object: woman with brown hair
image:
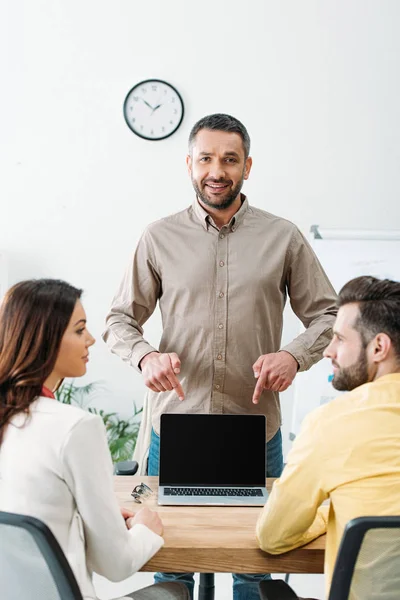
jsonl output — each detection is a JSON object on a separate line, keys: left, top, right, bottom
{"left": 0, "top": 279, "right": 188, "bottom": 600}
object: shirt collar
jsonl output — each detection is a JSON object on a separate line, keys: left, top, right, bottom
{"left": 192, "top": 195, "right": 249, "bottom": 232}
{"left": 374, "top": 373, "right": 400, "bottom": 384}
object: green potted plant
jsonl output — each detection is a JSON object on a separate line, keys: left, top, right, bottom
{"left": 55, "top": 381, "right": 142, "bottom": 463}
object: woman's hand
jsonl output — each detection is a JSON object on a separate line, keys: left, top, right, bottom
{"left": 121, "top": 507, "right": 135, "bottom": 528}
{"left": 126, "top": 506, "right": 164, "bottom": 536}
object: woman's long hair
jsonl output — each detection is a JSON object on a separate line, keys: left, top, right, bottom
{"left": 0, "top": 279, "right": 82, "bottom": 444}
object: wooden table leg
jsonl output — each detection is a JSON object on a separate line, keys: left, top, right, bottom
{"left": 198, "top": 573, "right": 215, "bottom": 600}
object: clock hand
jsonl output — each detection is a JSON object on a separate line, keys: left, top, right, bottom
{"left": 151, "top": 104, "right": 163, "bottom": 115}
{"left": 142, "top": 99, "right": 154, "bottom": 110}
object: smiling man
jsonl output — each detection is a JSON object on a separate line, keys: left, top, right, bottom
{"left": 187, "top": 127, "right": 252, "bottom": 216}
{"left": 256, "top": 276, "right": 400, "bottom": 598}
{"left": 104, "top": 114, "right": 337, "bottom": 600}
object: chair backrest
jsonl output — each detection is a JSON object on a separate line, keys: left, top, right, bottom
{"left": 0, "top": 511, "right": 83, "bottom": 600}
{"left": 329, "top": 516, "right": 400, "bottom": 600}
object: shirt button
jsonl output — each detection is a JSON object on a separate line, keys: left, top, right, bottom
{"left": 217, "top": 354, "right": 222, "bottom": 360}
{"left": 218, "top": 323, "right": 223, "bottom": 329}
{"left": 219, "top": 233, "right": 225, "bottom": 239}
{"left": 219, "top": 260, "right": 225, "bottom": 267}
{"left": 215, "top": 384, "right": 220, "bottom": 390}
{"left": 219, "top": 292, "right": 224, "bottom": 298}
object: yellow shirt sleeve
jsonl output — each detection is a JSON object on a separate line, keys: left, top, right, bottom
{"left": 256, "top": 409, "right": 329, "bottom": 554}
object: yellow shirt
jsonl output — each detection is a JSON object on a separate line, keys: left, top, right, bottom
{"left": 256, "top": 373, "right": 400, "bottom": 596}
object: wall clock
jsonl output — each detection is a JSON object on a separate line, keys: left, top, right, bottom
{"left": 123, "top": 79, "right": 184, "bottom": 141}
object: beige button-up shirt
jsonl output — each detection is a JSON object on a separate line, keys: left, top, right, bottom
{"left": 103, "top": 197, "right": 337, "bottom": 441}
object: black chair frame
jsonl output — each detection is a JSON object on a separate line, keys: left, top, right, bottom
{"left": 329, "top": 515, "right": 400, "bottom": 600}
{"left": 114, "top": 459, "right": 139, "bottom": 476}
{"left": 0, "top": 511, "right": 83, "bottom": 600}
{"left": 259, "top": 515, "right": 400, "bottom": 600}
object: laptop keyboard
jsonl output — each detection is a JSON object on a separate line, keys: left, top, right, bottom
{"left": 163, "top": 487, "right": 263, "bottom": 497}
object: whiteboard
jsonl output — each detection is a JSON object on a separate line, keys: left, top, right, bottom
{"left": 290, "top": 228, "right": 400, "bottom": 440}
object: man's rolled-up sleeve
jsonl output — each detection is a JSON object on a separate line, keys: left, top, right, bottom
{"left": 281, "top": 228, "right": 338, "bottom": 371}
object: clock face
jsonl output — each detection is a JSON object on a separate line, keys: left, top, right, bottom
{"left": 123, "top": 79, "right": 184, "bottom": 140}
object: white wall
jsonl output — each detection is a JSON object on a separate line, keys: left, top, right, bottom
{"left": 2, "top": 0, "right": 400, "bottom": 455}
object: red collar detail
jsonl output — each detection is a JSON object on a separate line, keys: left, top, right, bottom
{"left": 41, "top": 386, "right": 55, "bottom": 399}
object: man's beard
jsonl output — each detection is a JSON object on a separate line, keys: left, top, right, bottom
{"left": 332, "top": 347, "right": 370, "bottom": 391}
{"left": 192, "top": 175, "right": 244, "bottom": 211}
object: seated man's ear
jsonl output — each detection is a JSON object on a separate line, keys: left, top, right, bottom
{"left": 369, "top": 333, "right": 392, "bottom": 363}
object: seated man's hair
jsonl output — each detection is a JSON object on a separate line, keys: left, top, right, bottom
{"left": 188, "top": 113, "right": 251, "bottom": 158}
{"left": 338, "top": 276, "right": 400, "bottom": 357}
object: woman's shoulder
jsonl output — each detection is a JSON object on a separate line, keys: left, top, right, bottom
{"left": 33, "top": 396, "right": 101, "bottom": 432}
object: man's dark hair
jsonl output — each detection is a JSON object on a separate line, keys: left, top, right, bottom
{"left": 188, "top": 113, "right": 251, "bottom": 158}
{"left": 338, "top": 276, "right": 400, "bottom": 358}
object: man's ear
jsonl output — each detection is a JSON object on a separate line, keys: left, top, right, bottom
{"left": 186, "top": 154, "right": 192, "bottom": 175}
{"left": 244, "top": 156, "right": 253, "bottom": 180}
{"left": 369, "top": 333, "right": 392, "bottom": 364}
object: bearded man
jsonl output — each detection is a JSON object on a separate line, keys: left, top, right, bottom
{"left": 257, "top": 275, "right": 400, "bottom": 598}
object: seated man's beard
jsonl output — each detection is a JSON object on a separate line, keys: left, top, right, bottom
{"left": 192, "top": 178, "right": 244, "bottom": 211}
{"left": 332, "top": 348, "right": 369, "bottom": 391}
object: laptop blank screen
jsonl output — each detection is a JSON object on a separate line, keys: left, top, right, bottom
{"left": 159, "top": 414, "right": 266, "bottom": 486}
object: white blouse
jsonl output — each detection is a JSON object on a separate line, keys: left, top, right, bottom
{"left": 0, "top": 396, "right": 164, "bottom": 599}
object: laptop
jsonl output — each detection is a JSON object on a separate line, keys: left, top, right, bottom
{"left": 158, "top": 413, "right": 268, "bottom": 506}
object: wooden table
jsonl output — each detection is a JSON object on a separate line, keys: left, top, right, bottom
{"left": 115, "top": 477, "right": 325, "bottom": 598}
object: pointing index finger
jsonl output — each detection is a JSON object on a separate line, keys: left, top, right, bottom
{"left": 252, "top": 371, "right": 267, "bottom": 404}
{"left": 173, "top": 380, "right": 185, "bottom": 401}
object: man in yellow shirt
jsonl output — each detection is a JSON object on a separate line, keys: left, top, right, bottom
{"left": 256, "top": 275, "right": 400, "bottom": 596}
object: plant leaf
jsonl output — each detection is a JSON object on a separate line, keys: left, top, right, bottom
{"left": 55, "top": 380, "right": 141, "bottom": 462}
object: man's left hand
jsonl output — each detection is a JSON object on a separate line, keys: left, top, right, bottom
{"left": 252, "top": 351, "right": 298, "bottom": 404}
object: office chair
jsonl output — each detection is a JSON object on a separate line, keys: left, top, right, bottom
{"left": 259, "top": 516, "right": 400, "bottom": 600}
{"left": 115, "top": 459, "right": 139, "bottom": 475}
{"left": 1, "top": 510, "right": 189, "bottom": 600}
{"left": 0, "top": 510, "right": 83, "bottom": 600}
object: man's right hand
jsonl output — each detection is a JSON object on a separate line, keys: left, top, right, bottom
{"left": 140, "top": 352, "right": 184, "bottom": 401}
{"left": 126, "top": 507, "right": 164, "bottom": 537}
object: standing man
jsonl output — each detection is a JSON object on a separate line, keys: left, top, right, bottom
{"left": 103, "top": 114, "right": 337, "bottom": 600}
